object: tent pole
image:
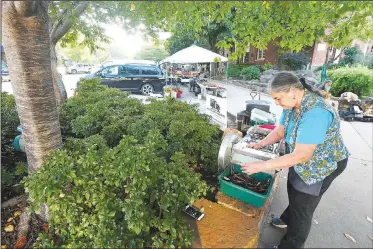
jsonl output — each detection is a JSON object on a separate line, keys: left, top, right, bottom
{"left": 209, "top": 63, "right": 212, "bottom": 79}
{"left": 226, "top": 62, "right": 228, "bottom": 82}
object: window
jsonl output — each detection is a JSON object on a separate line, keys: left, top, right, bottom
{"left": 140, "top": 66, "right": 159, "bottom": 75}
{"left": 256, "top": 49, "right": 265, "bottom": 60}
{"left": 126, "top": 65, "right": 140, "bottom": 75}
{"left": 102, "top": 65, "right": 119, "bottom": 76}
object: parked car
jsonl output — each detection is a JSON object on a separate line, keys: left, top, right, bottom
{"left": 1, "top": 60, "right": 10, "bottom": 82}
{"left": 78, "top": 64, "right": 166, "bottom": 94}
{"left": 65, "top": 63, "right": 94, "bottom": 74}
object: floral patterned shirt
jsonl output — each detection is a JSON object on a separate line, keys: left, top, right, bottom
{"left": 283, "top": 90, "right": 350, "bottom": 185}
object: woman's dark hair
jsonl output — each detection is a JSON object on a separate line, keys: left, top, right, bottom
{"left": 270, "top": 71, "right": 325, "bottom": 98}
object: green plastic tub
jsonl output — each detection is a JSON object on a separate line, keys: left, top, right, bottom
{"left": 218, "top": 164, "right": 274, "bottom": 208}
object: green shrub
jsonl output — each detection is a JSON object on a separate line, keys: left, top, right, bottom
{"left": 279, "top": 52, "right": 309, "bottom": 70}
{"left": 31, "top": 79, "right": 222, "bottom": 247}
{"left": 59, "top": 78, "right": 133, "bottom": 142}
{"left": 263, "top": 62, "right": 273, "bottom": 71}
{"left": 1, "top": 92, "right": 20, "bottom": 153}
{"left": 25, "top": 133, "right": 208, "bottom": 248}
{"left": 339, "top": 46, "right": 363, "bottom": 66}
{"left": 60, "top": 79, "right": 220, "bottom": 172}
{"left": 1, "top": 93, "right": 27, "bottom": 193}
{"left": 314, "top": 63, "right": 342, "bottom": 72}
{"left": 227, "top": 64, "right": 241, "bottom": 78}
{"left": 328, "top": 67, "right": 373, "bottom": 97}
{"left": 128, "top": 98, "right": 220, "bottom": 171}
{"left": 240, "top": 66, "right": 261, "bottom": 80}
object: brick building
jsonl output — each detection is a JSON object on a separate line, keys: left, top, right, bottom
{"left": 221, "top": 39, "right": 373, "bottom": 69}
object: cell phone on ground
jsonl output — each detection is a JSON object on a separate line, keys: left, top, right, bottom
{"left": 184, "top": 205, "right": 205, "bottom": 221}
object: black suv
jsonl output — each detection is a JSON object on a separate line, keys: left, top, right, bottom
{"left": 79, "top": 64, "right": 165, "bottom": 94}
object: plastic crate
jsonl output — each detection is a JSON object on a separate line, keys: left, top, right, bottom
{"left": 218, "top": 164, "right": 274, "bottom": 208}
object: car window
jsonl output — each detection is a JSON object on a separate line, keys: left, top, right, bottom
{"left": 2, "top": 61, "right": 7, "bottom": 68}
{"left": 119, "top": 65, "right": 129, "bottom": 75}
{"left": 101, "top": 65, "right": 119, "bottom": 76}
{"left": 126, "top": 65, "right": 140, "bottom": 75}
{"left": 140, "top": 66, "right": 159, "bottom": 75}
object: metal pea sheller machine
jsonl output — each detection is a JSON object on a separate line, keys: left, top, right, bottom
{"left": 217, "top": 127, "right": 283, "bottom": 207}
{"left": 218, "top": 127, "right": 279, "bottom": 172}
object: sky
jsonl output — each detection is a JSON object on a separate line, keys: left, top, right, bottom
{"left": 101, "top": 23, "right": 171, "bottom": 59}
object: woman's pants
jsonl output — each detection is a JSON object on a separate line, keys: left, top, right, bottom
{"left": 278, "top": 158, "right": 348, "bottom": 248}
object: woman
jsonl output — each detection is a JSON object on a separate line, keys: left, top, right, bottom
{"left": 242, "top": 72, "right": 349, "bottom": 249}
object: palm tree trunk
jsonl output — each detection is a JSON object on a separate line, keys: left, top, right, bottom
{"left": 2, "top": 1, "right": 63, "bottom": 173}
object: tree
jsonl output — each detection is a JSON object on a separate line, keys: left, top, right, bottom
{"left": 123, "top": 2, "right": 372, "bottom": 59}
{"left": 2, "top": 2, "right": 63, "bottom": 172}
{"left": 134, "top": 47, "right": 169, "bottom": 62}
{"left": 48, "top": 2, "right": 110, "bottom": 104}
{"left": 165, "top": 28, "right": 210, "bottom": 55}
{"left": 339, "top": 46, "right": 364, "bottom": 66}
{"left": 46, "top": 1, "right": 373, "bottom": 102}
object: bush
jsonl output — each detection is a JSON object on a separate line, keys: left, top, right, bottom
{"left": 59, "top": 79, "right": 135, "bottom": 142}
{"left": 1, "top": 93, "right": 28, "bottom": 195}
{"left": 25, "top": 133, "right": 208, "bottom": 248}
{"left": 262, "top": 62, "right": 273, "bottom": 71}
{"left": 227, "top": 64, "right": 241, "bottom": 78}
{"left": 128, "top": 98, "right": 220, "bottom": 171}
{"left": 59, "top": 79, "right": 220, "bottom": 171}
{"left": 240, "top": 66, "right": 261, "bottom": 80}
{"left": 328, "top": 67, "right": 373, "bottom": 97}
{"left": 1, "top": 92, "right": 20, "bottom": 153}
{"left": 279, "top": 52, "right": 309, "bottom": 70}
{"left": 26, "top": 78, "right": 222, "bottom": 247}
{"left": 339, "top": 46, "right": 363, "bottom": 66}
{"left": 314, "top": 63, "right": 342, "bottom": 72}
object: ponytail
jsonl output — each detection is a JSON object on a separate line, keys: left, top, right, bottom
{"left": 299, "top": 77, "right": 326, "bottom": 98}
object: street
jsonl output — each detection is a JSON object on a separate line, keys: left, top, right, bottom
{"left": 1, "top": 72, "right": 83, "bottom": 98}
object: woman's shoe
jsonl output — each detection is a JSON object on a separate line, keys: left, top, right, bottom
{"left": 271, "top": 217, "right": 287, "bottom": 229}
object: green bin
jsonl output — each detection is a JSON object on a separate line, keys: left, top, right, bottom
{"left": 218, "top": 164, "right": 274, "bottom": 208}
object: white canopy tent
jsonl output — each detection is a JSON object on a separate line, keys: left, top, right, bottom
{"left": 160, "top": 45, "right": 229, "bottom": 81}
{"left": 160, "top": 45, "right": 228, "bottom": 64}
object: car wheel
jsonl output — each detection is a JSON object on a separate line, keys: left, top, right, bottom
{"left": 71, "top": 69, "right": 77, "bottom": 74}
{"left": 141, "top": 83, "right": 154, "bottom": 95}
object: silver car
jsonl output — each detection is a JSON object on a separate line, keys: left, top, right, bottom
{"left": 65, "top": 63, "right": 94, "bottom": 74}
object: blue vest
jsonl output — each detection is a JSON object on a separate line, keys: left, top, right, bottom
{"left": 283, "top": 90, "right": 350, "bottom": 185}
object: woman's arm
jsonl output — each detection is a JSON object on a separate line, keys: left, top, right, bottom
{"left": 242, "top": 143, "right": 317, "bottom": 174}
{"left": 242, "top": 107, "right": 333, "bottom": 174}
{"left": 249, "top": 125, "right": 285, "bottom": 149}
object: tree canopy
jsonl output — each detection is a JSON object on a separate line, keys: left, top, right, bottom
{"left": 134, "top": 47, "right": 169, "bottom": 62}
{"left": 119, "top": 1, "right": 373, "bottom": 60}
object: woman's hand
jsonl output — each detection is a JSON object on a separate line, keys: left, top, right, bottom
{"left": 247, "top": 142, "right": 263, "bottom": 150}
{"left": 241, "top": 162, "right": 264, "bottom": 175}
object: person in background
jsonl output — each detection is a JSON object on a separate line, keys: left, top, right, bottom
{"left": 241, "top": 72, "right": 349, "bottom": 249}
{"left": 316, "top": 79, "right": 333, "bottom": 92}
{"left": 189, "top": 74, "right": 197, "bottom": 92}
